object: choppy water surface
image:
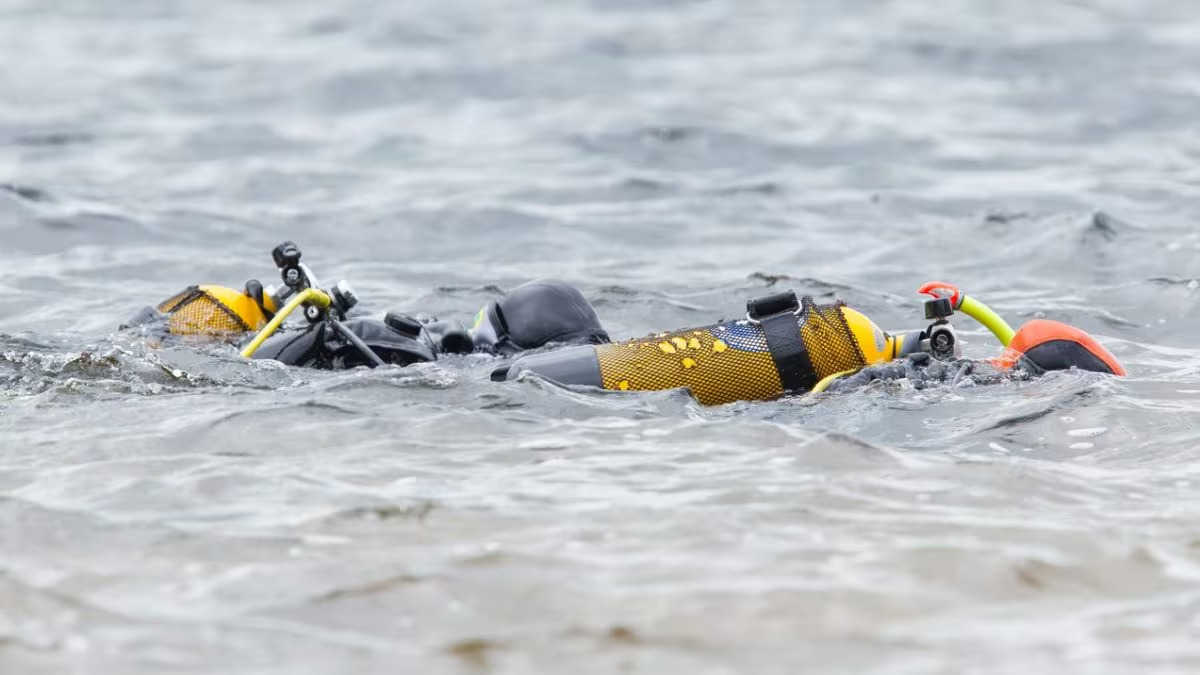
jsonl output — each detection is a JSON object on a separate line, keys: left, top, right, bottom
{"left": 3, "top": 0, "right": 1200, "bottom": 672}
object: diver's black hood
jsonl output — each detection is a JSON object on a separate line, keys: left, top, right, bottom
{"left": 475, "top": 279, "right": 610, "bottom": 354}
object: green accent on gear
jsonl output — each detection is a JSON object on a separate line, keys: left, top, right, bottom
{"left": 959, "top": 296, "right": 1016, "bottom": 347}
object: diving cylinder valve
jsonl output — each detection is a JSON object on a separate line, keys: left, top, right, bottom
{"left": 924, "top": 296, "right": 961, "bottom": 360}
{"left": 330, "top": 280, "right": 358, "bottom": 315}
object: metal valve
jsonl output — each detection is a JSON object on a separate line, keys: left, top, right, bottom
{"left": 927, "top": 323, "right": 958, "bottom": 359}
{"left": 331, "top": 280, "right": 359, "bottom": 315}
{"left": 920, "top": 292, "right": 961, "bottom": 360}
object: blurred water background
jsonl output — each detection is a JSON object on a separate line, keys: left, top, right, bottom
{"left": 2, "top": 0, "right": 1200, "bottom": 673}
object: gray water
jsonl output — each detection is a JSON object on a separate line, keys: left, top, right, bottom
{"left": 3, "top": 0, "right": 1200, "bottom": 673}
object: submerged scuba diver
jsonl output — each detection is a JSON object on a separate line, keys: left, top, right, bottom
{"left": 496, "top": 282, "right": 1126, "bottom": 403}
{"left": 123, "top": 241, "right": 610, "bottom": 367}
{"left": 128, "top": 242, "right": 1125, "bottom": 405}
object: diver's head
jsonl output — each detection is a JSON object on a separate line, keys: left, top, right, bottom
{"left": 993, "top": 319, "right": 1126, "bottom": 376}
{"left": 472, "top": 279, "right": 609, "bottom": 355}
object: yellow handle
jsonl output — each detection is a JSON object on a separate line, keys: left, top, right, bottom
{"left": 812, "top": 368, "right": 861, "bottom": 393}
{"left": 240, "top": 288, "right": 331, "bottom": 358}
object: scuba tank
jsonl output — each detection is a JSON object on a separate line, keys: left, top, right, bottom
{"left": 143, "top": 284, "right": 276, "bottom": 337}
{"left": 495, "top": 290, "right": 912, "bottom": 405}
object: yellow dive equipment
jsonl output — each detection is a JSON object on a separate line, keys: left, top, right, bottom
{"left": 239, "top": 287, "right": 329, "bottom": 358}
{"left": 235, "top": 241, "right": 378, "bottom": 365}
{"left": 590, "top": 295, "right": 899, "bottom": 404}
{"left": 500, "top": 290, "right": 902, "bottom": 405}
{"left": 917, "top": 281, "right": 1015, "bottom": 346}
{"left": 156, "top": 284, "right": 276, "bottom": 336}
{"left": 151, "top": 240, "right": 375, "bottom": 364}
{"left": 501, "top": 283, "right": 1021, "bottom": 404}
{"left": 812, "top": 281, "right": 1017, "bottom": 392}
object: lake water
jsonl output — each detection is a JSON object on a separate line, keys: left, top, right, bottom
{"left": 3, "top": 0, "right": 1200, "bottom": 673}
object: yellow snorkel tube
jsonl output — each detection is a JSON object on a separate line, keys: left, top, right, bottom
{"left": 917, "top": 281, "right": 1015, "bottom": 347}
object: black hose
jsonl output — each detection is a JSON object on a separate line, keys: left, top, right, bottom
{"left": 329, "top": 318, "right": 387, "bottom": 367}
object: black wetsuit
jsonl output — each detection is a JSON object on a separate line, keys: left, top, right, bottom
{"left": 247, "top": 279, "right": 610, "bottom": 368}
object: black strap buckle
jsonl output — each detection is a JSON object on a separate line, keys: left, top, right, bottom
{"left": 746, "top": 290, "right": 818, "bottom": 393}
{"left": 746, "top": 291, "right": 801, "bottom": 324}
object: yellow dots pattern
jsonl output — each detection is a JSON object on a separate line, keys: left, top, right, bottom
{"left": 596, "top": 324, "right": 783, "bottom": 405}
{"left": 594, "top": 303, "right": 868, "bottom": 406}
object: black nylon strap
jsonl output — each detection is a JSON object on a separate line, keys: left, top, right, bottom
{"left": 244, "top": 279, "right": 275, "bottom": 320}
{"left": 748, "top": 291, "right": 818, "bottom": 393}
